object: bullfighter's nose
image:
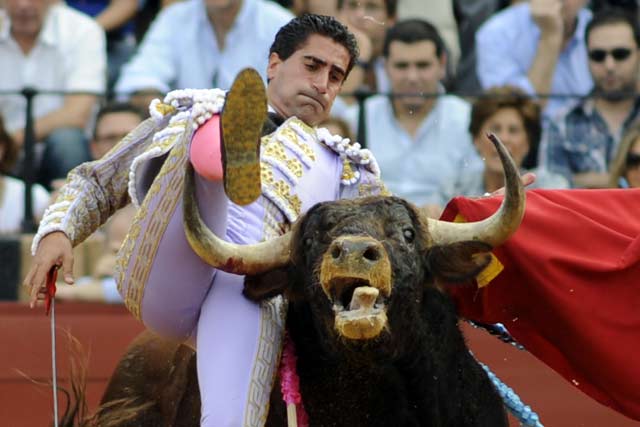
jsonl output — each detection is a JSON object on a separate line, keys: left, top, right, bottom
{"left": 329, "top": 237, "right": 384, "bottom": 265}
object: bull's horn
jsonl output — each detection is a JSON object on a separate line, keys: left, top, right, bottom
{"left": 427, "top": 133, "right": 525, "bottom": 247}
{"left": 183, "top": 162, "right": 292, "bottom": 275}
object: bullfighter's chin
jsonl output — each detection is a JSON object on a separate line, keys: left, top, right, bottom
{"left": 333, "top": 286, "right": 388, "bottom": 340}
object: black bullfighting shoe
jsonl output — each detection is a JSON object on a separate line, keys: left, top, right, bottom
{"left": 220, "top": 67, "right": 267, "bottom": 206}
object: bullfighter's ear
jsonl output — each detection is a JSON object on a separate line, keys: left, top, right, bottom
{"left": 243, "top": 268, "right": 291, "bottom": 302}
{"left": 426, "top": 241, "right": 493, "bottom": 283}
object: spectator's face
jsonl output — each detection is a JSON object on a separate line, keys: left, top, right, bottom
{"left": 385, "top": 40, "right": 445, "bottom": 112}
{"left": 267, "top": 34, "right": 349, "bottom": 126}
{"left": 5, "top": 0, "right": 50, "bottom": 39}
{"left": 91, "top": 111, "right": 143, "bottom": 160}
{"left": 339, "top": 0, "right": 393, "bottom": 56}
{"left": 588, "top": 23, "right": 640, "bottom": 101}
{"left": 624, "top": 137, "right": 640, "bottom": 188}
{"left": 473, "top": 107, "right": 530, "bottom": 174}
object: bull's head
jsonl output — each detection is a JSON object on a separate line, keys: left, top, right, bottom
{"left": 183, "top": 134, "right": 525, "bottom": 342}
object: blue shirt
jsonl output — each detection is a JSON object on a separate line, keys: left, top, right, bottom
{"left": 344, "top": 92, "right": 482, "bottom": 206}
{"left": 114, "top": 0, "right": 293, "bottom": 95}
{"left": 539, "top": 96, "right": 640, "bottom": 184}
{"left": 476, "top": 3, "right": 593, "bottom": 119}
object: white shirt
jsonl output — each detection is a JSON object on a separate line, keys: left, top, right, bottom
{"left": 0, "top": 176, "right": 50, "bottom": 234}
{"left": 0, "top": 4, "right": 106, "bottom": 133}
{"left": 345, "top": 93, "right": 482, "bottom": 206}
{"left": 114, "top": 0, "right": 293, "bottom": 95}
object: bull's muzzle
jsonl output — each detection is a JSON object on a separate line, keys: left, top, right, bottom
{"left": 320, "top": 236, "right": 392, "bottom": 340}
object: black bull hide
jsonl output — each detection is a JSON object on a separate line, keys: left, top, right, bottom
{"left": 67, "top": 196, "right": 509, "bottom": 427}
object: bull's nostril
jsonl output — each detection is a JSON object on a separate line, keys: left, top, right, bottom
{"left": 331, "top": 245, "right": 342, "bottom": 259}
{"left": 363, "top": 247, "right": 380, "bottom": 262}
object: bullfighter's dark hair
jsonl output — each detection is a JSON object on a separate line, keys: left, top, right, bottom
{"left": 269, "top": 14, "right": 359, "bottom": 77}
{"left": 93, "top": 102, "right": 145, "bottom": 139}
{"left": 0, "top": 114, "right": 18, "bottom": 174}
{"left": 336, "top": 0, "right": 398, "bottom": 18}
{"left": 585, "top": 7, "right": 640, "bottom": 48}
{"left": 382, "top": 18, "right": 445, "bottom": 58}
{"left": 469, "top": 85, "right": 542, "bottom": 170}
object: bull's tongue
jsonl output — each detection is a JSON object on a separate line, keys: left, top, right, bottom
{"left": 348, "top": 287, "right": 379, "bottom": 311}
{"left": 335, "top": 286, "right": 387, "bottom": 340}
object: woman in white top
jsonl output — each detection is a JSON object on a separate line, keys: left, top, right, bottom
{"left": 0, "top": 116, "right": 50, "bottom": 234}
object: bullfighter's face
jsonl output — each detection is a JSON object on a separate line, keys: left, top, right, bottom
{"left": 291, "top": 198, "right": 429, "bottom": 348}
{"left": 385, "top": 40, "right": 446, "bottom": 116}
{"left": 266, "top": 34, "right": 349, "bottom": 126}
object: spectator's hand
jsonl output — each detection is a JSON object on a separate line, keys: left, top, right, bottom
{"left": 490, "top": 172, "right": 536, "bottom": 196}
{"left": 530, "top": 0, "right": 563, "bottom": 37}
{"left": 23, "top": 231, "right": 75, "bottom": 308}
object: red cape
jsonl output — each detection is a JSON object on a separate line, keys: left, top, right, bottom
{"left": 442, "top": 189, "right": 640, "bottom": 422}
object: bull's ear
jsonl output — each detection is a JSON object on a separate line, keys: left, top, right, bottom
{"left": 426, "top": 241, "right": 493, "bottom": 283}
{"left": 243, "top": 268, "right": 291, "bottom": 302}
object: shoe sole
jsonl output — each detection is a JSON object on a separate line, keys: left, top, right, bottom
{"left": 221, "top": 68, "right": 267, "bottom": 206}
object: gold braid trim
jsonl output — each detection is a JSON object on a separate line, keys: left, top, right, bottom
{"left": 117, "top": 120, "right": 191, "bottom": 318}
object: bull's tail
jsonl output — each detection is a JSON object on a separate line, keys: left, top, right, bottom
{"left": 59, "top": 332, "right": 156, "bottom": 427}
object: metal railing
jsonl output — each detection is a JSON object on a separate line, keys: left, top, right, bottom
{"left": 2, "top": 87, "right": 592, "bottom": 233}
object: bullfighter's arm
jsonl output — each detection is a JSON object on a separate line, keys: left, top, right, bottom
{"left": 32, "top": 117, "right": 161, "bottom": 253}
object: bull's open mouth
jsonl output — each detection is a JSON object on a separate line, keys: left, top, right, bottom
{"left": 328, "top": 278, "right": 388, "bottom": 340}
{"left": 329, "top": 277, "right": 387, "bottom": 311}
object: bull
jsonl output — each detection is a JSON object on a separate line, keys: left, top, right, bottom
{"left": 65, "top": 134, "right": 524, "bottom": 426}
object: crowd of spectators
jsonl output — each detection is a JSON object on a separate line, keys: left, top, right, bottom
{"left": 2, "top": 0, "right": 640, "bottom": 301}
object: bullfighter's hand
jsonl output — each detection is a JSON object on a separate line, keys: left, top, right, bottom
{"left": 23, "top": 231, "right": 75, "bottom": 308}
{"left": 490, "top": 172, "right": 536, "bottom": 196}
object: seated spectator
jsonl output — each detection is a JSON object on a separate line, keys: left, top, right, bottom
{"left": 344, "top": 19, "right": 481, "bottom": 218}
{"left": 0, "top": 0, "right": 106, "bottom": 189}
{"left": 476, "top": 0, "right": 593, "bottom": 119}
{"left": 336, "top": 0, "right": 397, "bottom": 96}
{"left": 439, "top": 86, "right": 569, "bottom": 205}
{"left": 539, "top": 7, "right": 640, "bottom": 188}
{"left": 66, "top": 0, "right": 141, "bottom": 90}
{"left": 0, "top": 115, "right": 50, "bottom": 234}
{"left": 114, "top": 0, "right": 293, "bottom": 109}
{"left": 90, "top": 102, "right": 145, "bottom": 160}
{"left": 609, "top": 122, "right": 640, "bottom": 188}
{"left": 48, "top": 102, "right": 145, "bottom": 193}
{"left": 55, "top": 205, "right": 135, "bottom": 303}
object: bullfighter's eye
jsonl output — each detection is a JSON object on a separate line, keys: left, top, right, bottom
{"left": 403, "top": 228, "right": 415, "bottom": 243}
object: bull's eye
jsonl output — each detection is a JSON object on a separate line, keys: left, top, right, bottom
{"left": 304, "top": 237, "right": 313, "bottom": 248}
{"left": 403, "top": 228, "right": 415, "bottom": 243}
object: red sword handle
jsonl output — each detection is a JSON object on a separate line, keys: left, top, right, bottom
{"left": 45, "top": 266, "right": 58, "bottom": 316}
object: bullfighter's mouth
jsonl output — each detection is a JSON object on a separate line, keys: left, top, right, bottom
{"left": 329, "top": 277, "right": 388, "bottom": 340}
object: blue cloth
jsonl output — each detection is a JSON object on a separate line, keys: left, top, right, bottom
{"left": 344, "top": 91, "right": 483, "bottom": 206}
{"left": 114, "top": 0, "right": 293, "bottom": 96}
{"left": 475, "top": 3, "right": 593, "bottom": 119}
{"left": 539, "top": 96, "right": 640, "bottom": 184}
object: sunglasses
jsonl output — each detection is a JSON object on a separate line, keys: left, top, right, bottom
{"left": 626, "top": 152, "right": 640, "bottom": 168}
{"left": 588, "top": 48, "right": 633, "bottom": 63}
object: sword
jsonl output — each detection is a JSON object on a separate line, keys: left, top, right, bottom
{"left": 45, "top": 266, "right": 59, "bottom": 427}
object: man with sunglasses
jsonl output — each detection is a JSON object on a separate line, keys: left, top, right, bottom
{"left": 540, "top": 7, "right": 640, "bottom": 188}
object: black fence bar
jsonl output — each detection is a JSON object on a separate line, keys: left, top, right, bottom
{"left": 20, "top": 88, "right": 37, "bottom": 234}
